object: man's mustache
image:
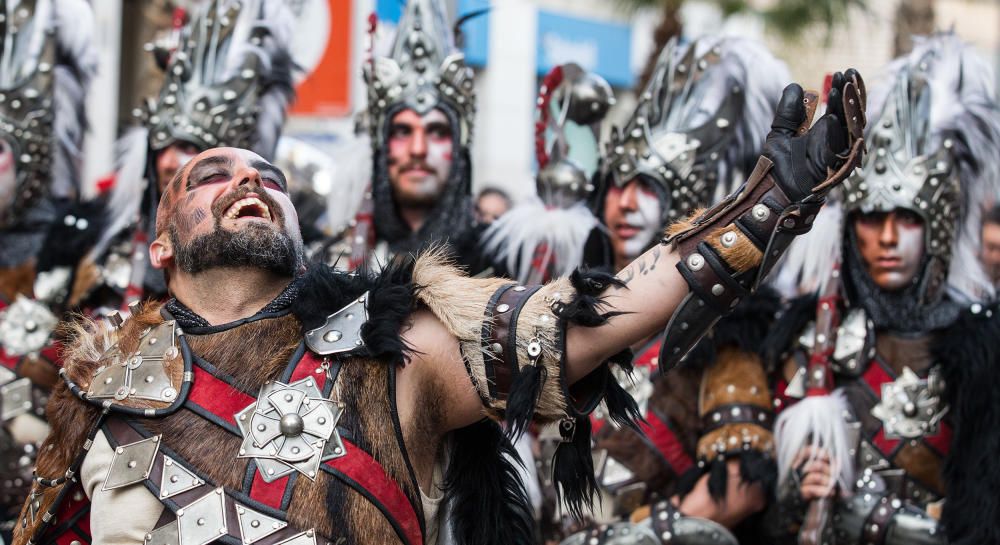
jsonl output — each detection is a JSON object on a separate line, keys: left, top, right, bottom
{"left": 391, "top": 159, "right": 437, "bottom": 174}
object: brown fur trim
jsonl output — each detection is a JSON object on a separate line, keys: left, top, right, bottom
{"left": 698, "top": 347, "right": 771, "bottom": 414}
{"left": 696, "top": 425, "right": 774, "bottom": 462}
{"left": 696, "top": 347, "right": 774, "bottom": 461}
{"left": 664, "top": 209, "right": 763, "bottom": 273}
{"left": 705, "top": 226, "right": 763, "bottom": 273}
{"left": 664, "top": 208, "right": 706, "bottom": 240}
{"left": 0, "top": 261, "right": 37, "bottom": 301}
{"left": 411, "top": 249, "right": 572, "bottom": 423}
{"left": 58, "top": 301, "right": 182, "bottom": 411}
{"left": 67, "top": 258, "right": 102, "bottom": 308}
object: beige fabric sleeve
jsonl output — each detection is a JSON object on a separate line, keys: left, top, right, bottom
{"left": 80, "top": 429, "right": 164, "bottom": 544}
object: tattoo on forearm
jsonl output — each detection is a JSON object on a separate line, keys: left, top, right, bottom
{"left": 615, "top": 246, "right": 663, "bottom": 287}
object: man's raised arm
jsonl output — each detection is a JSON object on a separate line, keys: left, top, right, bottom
{"left": 406, "top": 71, "right": 866, "bottom": 517}
{"left": 566, "top": 72, "right": 866, "bottom": 378}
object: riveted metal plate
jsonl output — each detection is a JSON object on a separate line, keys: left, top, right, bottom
{"left": 275, "top": 530, "right": 318, "bottom": 545}
{"left": 103, "top": 435, "right": 161, "bottom": 491}
{"left": 0, "top": 377, "right": 33, "bottom": 421}
{"left": 235, "top": 503, "right": 288, "bottom": 544}
{"left": 236, "top": 378, "right": 346, "bottom": 483}
{"left": 144, "top": 521, "right": 180, "bottom": 545}
{"left": 0, "top": 295, "right": 58, "bottom": 356}
{"left": 176, "top": 488, "right": 228, "bottom": 545}
{"left": 89, "top": 321, "right": 181, "bottom": 403}
{"left": 304, "top": 293, "right": 368, "bottom": 355}
{"left": 160, "top": 455, "right": 205, "bottom": 499}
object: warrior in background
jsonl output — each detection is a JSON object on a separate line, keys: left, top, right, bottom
{"left": 556, "top": 36, "right": 792, "bottom": 545}
{"left": 81, "top": 0, "right": 295, "bottom": 314}
{"left": 321, "top": 0, "right": 486, "bottom": 272}
{"left": 766, "top": 34, "right": 1000, "bottom": 545}
{"left": 0, "top": 0, "right": 97, "bottom": 538}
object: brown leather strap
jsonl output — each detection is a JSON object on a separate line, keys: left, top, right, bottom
{"left": 649, "top": 500, "right": 680, "bottom": 542}
{"left": 701, "top": 403, "right": 774, "bottom": 434}
{"left": 481, "top": 284, "right": 542, "bottom": 401}
{"left": 862, "top": 494, "right": 898, "bottom": 545}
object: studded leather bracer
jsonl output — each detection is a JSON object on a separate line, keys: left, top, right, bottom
{"left": 412, "top": 253, "right": 619, "bottom": 424}
{"left": 658, "top": 144, "right": 864, "bottom": 372}
{"left": 695, "top": 347, "right": 774, "bottom": 473}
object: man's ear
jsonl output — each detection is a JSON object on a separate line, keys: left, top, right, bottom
{"left": 149, "top": 235, "right": 174, "bottom": 270}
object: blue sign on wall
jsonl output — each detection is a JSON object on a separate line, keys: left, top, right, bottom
{"left": 375, "top": 0, "right": 403, "bottom": 23}
{"left": 457, "top": 0, "right": 489, "bottom": 67}
{"left": 536, "top": 10, "right": 633, "bottom": 88}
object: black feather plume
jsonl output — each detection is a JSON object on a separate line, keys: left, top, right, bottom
{"left": 505, "top": 364, "right": 546, "bottom": 440}
{"left": 552, "top": 416, "right": 597, "bottom": 520}
{"left": 444, "top": 419, "right": 535, "bottom": 545}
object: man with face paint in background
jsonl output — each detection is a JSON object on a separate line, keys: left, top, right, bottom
{"left": 765, "top": 34, "right": 1000, "bottom": 545}
{"left": 79, "top": 0, "right": 295, "bottom": 315}
{"left": 321, "top": 0, "right": 487, "bottom": 272}
{"left": 11, "top": 49, "right": 867, "bottom": 545}
{"left": 0, "top": 1, "right": 97, "bottom": 539}
{"left": 552, "top": 37, "right": 793, "bottom": 545}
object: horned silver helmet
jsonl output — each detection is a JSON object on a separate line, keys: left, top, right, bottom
{"left": 600, "top": 36, "right": 788, "bottom": 223}
{"left": 777, "top": 34, "right": 1000, "bottom": 316}
{"left": 364, "top": 0, "right": 476, "bottom": 148}
{"left": 0, "top": 0, "right": 96, "bottom": 230}
{"left": 140, "top": 0, "right": 295, "bottom": 155}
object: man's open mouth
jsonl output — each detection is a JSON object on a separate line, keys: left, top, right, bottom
{"left": 223, "top": 196, "right": 272, "bottom": 222}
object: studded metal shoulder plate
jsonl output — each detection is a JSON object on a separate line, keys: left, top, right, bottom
{"left": 82, "top": 320, "right": 186, "bottom": 413}
{"left": 797, "top": 308, "right": 872, "bottom": 378}
{"left": 303, "top": 293, "right": 368, "bottom": 356}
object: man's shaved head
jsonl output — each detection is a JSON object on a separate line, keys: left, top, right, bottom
{"left": 151, "top": 147, "right": 303, "bottom": 279}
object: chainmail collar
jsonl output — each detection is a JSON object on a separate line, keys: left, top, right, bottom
{"left": 165, "top": 275, "right": 302, "bottom": 331}
{"left": 843, "top": 233, "right": 960, "bottom": 333}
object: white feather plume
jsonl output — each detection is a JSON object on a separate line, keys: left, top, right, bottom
{"left": 480, "top": 199, "right": 600, "bottom": 284}
{"left": 88, "top": 127, "right": 149, "bottom": 261}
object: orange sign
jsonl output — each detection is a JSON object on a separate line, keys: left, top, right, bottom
{"left": 291, "top": 0, "right": 353, "bottom": 116}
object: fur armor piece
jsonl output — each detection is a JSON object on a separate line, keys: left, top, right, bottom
{"left": 15, "top": 252, "right": 540, "bottom": 545}
{"left": 412, "top": 250, "right": 641, "bottom": 518}
{"left": 934, "top": 302, "right": 1000, "bottom": 544}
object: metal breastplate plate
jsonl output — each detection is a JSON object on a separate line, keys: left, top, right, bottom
{"left": 45, "top": 298, "right": 425, "bottom": 545}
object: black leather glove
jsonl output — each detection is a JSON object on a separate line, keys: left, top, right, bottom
{"left": 765, "top": 69, "right": 865, "bottom": 202}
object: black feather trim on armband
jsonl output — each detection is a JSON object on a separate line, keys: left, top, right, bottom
{"left": 444, "top": 419, "right": 535, "bottom": 545}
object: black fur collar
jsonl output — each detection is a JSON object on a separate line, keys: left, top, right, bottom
{"left": 290, "top": 259, "right": 417, "bottom": 367}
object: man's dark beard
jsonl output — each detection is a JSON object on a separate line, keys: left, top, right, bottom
{"left": 170, "top": 222, "right": 301, "bottom": 277}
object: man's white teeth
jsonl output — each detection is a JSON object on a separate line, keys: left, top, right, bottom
{"left": 224, "top": 197, "right": 271, "bottom": 220}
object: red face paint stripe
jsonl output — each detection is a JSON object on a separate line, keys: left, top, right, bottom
{"left": 188, "top": 365, "right": 255, "bottom": 427}
{"left": 640, "top": 411, "right": 694, "bottom": 475}
{"left": 325, "top": 440, "right": 423, "bottom": 545}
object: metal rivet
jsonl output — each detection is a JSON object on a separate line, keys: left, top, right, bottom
{"left": 323, "top": 330, "right": 343, "bottom": 343}
{"left": 496, "top": 303, "right": 510, "bottom": 313}
{"left": 720, "top": 231, "right": 738, "bottom": 248}
{"left": 711, "top": 284, "right": 724, "bottom": 296}
{"left": 687, "top": 253, "right": 705, "bottom": 271}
